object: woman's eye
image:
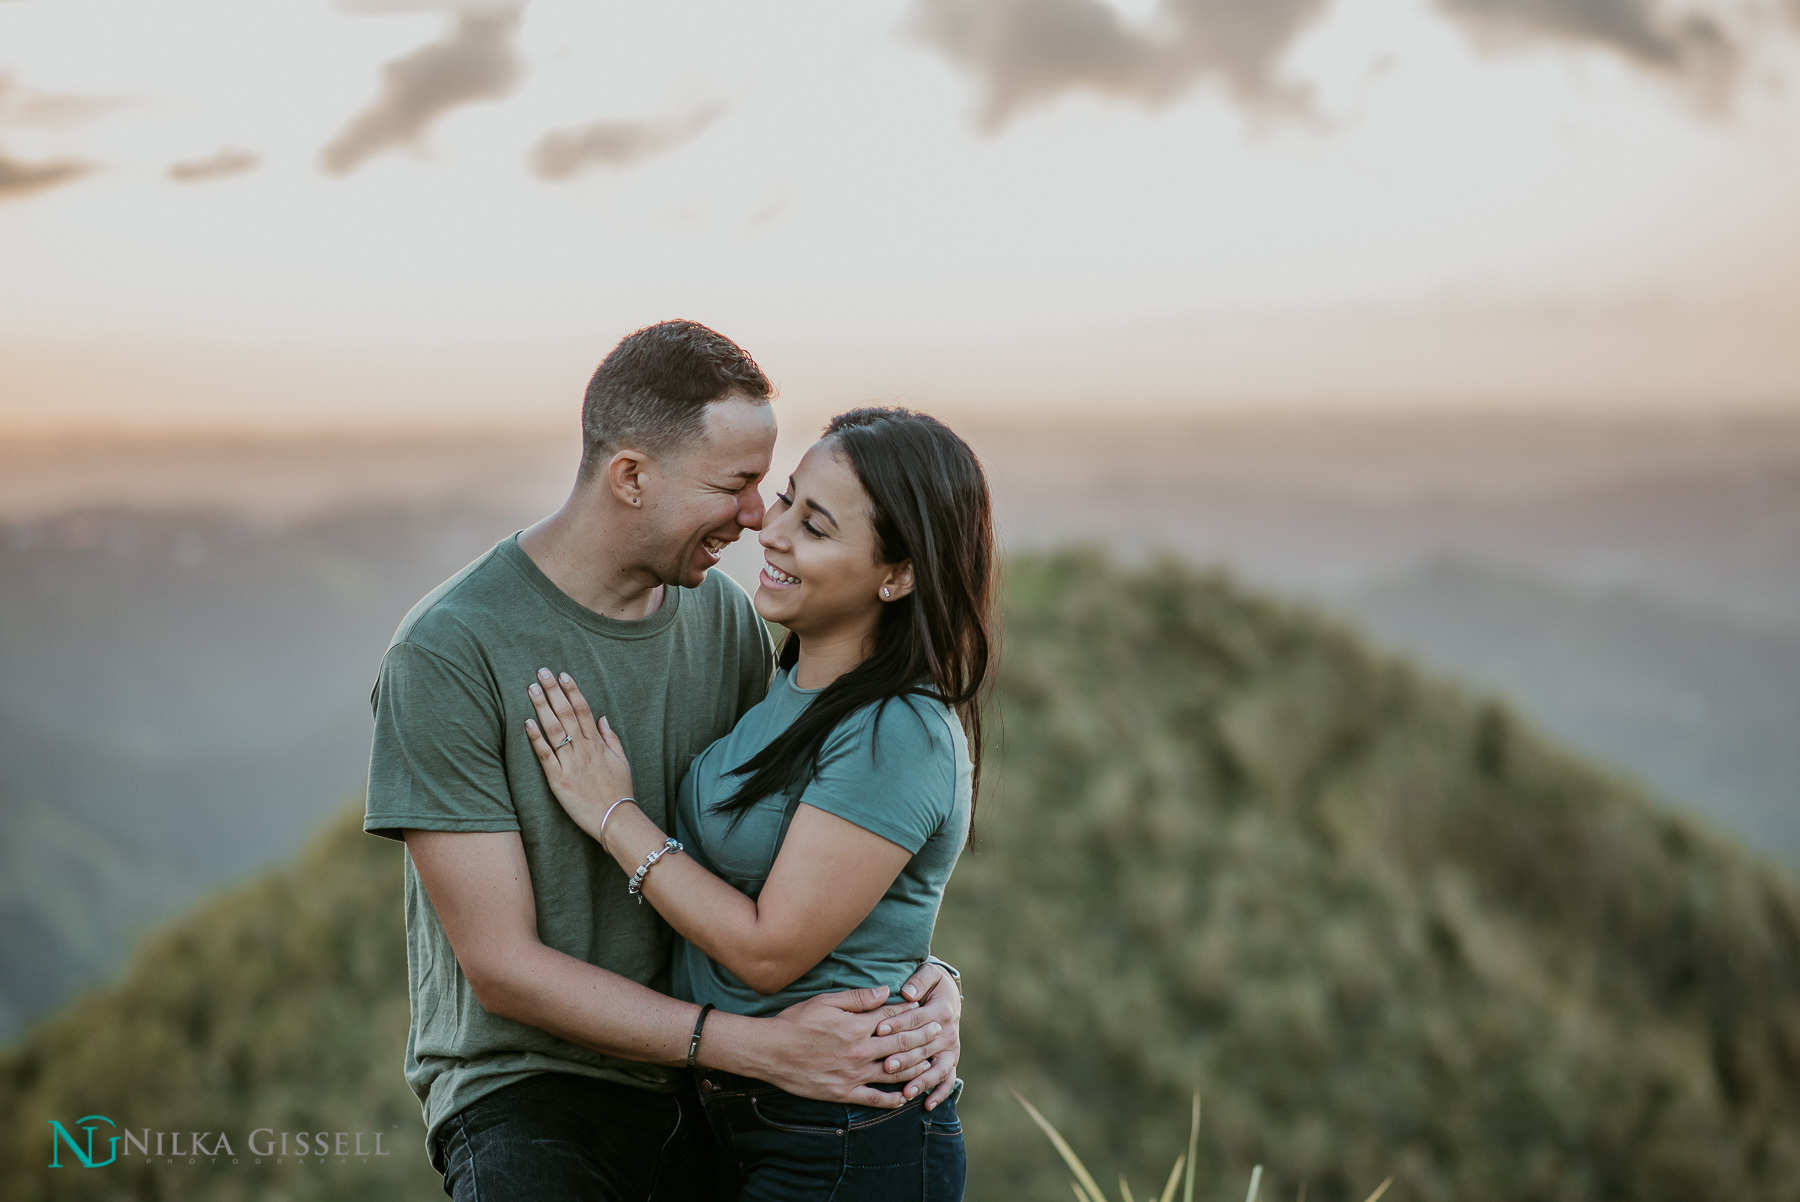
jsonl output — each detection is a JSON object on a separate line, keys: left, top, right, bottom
{"left": 774, "top": 491, "right": 793, "bottom": 508}
{"left": 802, "top": 520, "right": 824, "bottom": 538}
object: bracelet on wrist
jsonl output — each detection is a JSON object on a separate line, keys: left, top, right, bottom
{"left": 627, "top": 837, "right": 681, "bottom": 903}
{"left": 599, "top": 796, "right": 635, "bottom": 839}
{"left": 687, "top": 1002, "right": 715, "bottom": 1070}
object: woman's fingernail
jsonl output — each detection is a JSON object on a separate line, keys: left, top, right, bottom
{"left": 538, "top": 668, "right": 551, "bottom": 678}
{"left": 530, "top": 684, "right": 542, "bottom": 696}
{"left": 878, "top": 1023, "right": 891, "bottom": 1036}
{"left": 560, "top": 673, "right": 573, "bottom": 684}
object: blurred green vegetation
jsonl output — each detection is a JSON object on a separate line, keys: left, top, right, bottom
{"left": 4, "top": 551, "right": 1799, "bottom": 1202}
{"left": 0, "top": 798, "right": 423, "bottom": 1201}
{"left": 944, "top": 553, "right": 1800, "bottom": 1201}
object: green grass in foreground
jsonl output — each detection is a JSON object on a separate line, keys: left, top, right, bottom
{"left": 1015, "top": 1088, "right": 1392, "bottom": 1202}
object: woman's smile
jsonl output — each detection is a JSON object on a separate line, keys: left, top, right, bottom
{"left": 761, "top": 560, "right": 801, "bottom": 588}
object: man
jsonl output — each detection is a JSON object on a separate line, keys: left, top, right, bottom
{"left": 364, "top": 320, "right": 962, "bottom": 1202}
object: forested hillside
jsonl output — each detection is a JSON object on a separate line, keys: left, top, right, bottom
{"left": 941, "top": 554, "right": 1800, "bottom": 1201}
{"left": 0, "top": 504, "right": 519, "bottom": 1038}
{"left": 4, "top": 553, "right": 1798, "bottom": 1202}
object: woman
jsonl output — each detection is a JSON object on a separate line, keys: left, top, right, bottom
{"left": 521, "top": 406, "right": 994, "bottom": 1201}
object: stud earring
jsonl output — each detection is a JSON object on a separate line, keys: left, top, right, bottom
{"left": 882, "top": 587, "right": 891, "bottom": 598}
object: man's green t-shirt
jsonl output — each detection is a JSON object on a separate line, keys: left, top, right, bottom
{"left": 364, "top": 534, "right": 773, "bottom": 1156}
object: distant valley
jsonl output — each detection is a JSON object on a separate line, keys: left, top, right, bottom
{"left": 0, "top": 411, "right": 1795, "bottom": 1040}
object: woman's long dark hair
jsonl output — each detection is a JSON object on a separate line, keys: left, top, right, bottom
{"left": 714, "top": 407, "right": 996, "bottom": 835}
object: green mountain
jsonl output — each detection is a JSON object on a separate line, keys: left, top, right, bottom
{"left": 0, "top": 795, "right": 422, "bottom": 1202}
{"left": 4, "top": 552, "right": 1799, "bottom": 1202}
{"left": 941, "top": 554, "right": 1800, "bottom": 1201}
{"left": 0, "top": 505, "right": 525, "bottom": 1039}
{"left": 0, "top": 784, "right": 193, "bottom": 1037}
{"left": 1343, "top": 556, "right": 1800, "bottom": 866}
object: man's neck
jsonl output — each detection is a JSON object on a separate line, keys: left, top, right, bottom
{"left": 518, "top": 500, "right": 666, "bottom": 621}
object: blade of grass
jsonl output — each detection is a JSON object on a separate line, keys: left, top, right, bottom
{"left": 1072, "top": 1180, "right": 1107, "bottom": 1202}
{"left": 1121, "top": 1175, "right": 1137, "bottom": 1202}
{"left": 1183, "top": 1091, "right": 1201, "bottom": 1202}
{"left": 1013, "top": 1087, "right": 1112, "bottom": 1202}
{"left": 1245, "top": 1164, "right": 1264, "bottom": 1202}
{"left": 1158, "top": 1155, "right": 1187, "bottom": 1202}
{"left": 1362, "top": 1176, "right": 1394, "bottom": 1202}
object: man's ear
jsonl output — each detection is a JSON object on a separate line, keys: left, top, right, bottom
{"left": 880, "top": 561, "right": 915, "bottom": 602}
{"left": 606, "top": 448, "right": 651, "bottom": 509}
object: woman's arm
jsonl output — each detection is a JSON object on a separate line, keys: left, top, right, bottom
{"left": 600, "top": 799, "right": 910, "bottom": 994}
{"left": 523, "top": 670, "right": 912, "bottom": 995}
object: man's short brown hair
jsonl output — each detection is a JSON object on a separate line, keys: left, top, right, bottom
{"left": 579, "top": 320, "right": 774, "bottom": 480}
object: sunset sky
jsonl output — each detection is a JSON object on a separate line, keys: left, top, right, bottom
{"left": 2, "top": 0, "right": 1799, "bottom": 430}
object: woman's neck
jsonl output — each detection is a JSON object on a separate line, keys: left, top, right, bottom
{"left": 791, "top": 626, "right": 875, "bottom": 690}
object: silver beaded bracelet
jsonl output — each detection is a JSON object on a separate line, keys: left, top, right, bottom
{"left": 627, "top": 837, "right": 682, "bottom": 903}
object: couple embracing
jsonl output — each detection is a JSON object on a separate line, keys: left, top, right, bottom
{"left": 364, "top": 319, "right": 994, "bottom": 1201}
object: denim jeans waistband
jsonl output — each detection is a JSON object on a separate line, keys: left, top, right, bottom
{"left": 694, "top": 1068, "right": 911, "bottom": 1101}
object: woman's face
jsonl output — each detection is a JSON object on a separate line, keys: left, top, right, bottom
{"left": 754, "top": 439, "right": 909, "bottom": 638}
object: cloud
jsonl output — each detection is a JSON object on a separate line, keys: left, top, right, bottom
{"left": 1437, "top": 0, "right": 1739, "bottom": 97}
{"left": 915, "top": 0, "right": 1752, "bottom": 131}
{"left": 321, "top": 8, "right": 522, "bottom": 174}
{"left": 528, "top": 106, "right": 723, "bottom": 180}
{"left": 0, "top": 151, "right": 88, "bottom": 201}
{"left": 0, "top": 73, "right": 118, "bottom": 128}
{"left": 0, "top": 91, "right": 117, "bottom": 127}
{"left": 912, "top": 0, "right": 1330, "bottom": 131}
{"left": 334, "top": 0, "right": 518, "bottom": 12}
{"left": 0, "top": 76, "right": 95, "bottom": 200}
{"left": 168, "top": 148, "right": 260, "bottom": 183}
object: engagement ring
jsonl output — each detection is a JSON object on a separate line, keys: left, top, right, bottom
{"left": 554, "top": 734, "right": 573, "bottom": 750}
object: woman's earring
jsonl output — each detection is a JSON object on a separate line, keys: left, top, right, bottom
{"left": 882, "top": 587, "right": 891, "bottom": 599}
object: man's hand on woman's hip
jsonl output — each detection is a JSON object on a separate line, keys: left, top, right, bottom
{"left": 891, "top": 961, "right": 960, "bottom": 1110}
{"left": 705, "top": 965, "right": 962, "bottom": 1110}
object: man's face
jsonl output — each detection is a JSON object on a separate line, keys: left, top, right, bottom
{"left": 642, "top": 396, "right": 777, "bottom": 589}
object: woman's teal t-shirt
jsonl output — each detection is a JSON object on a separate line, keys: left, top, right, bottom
{"left": 671, "top": 667, "right": 972, "bottom": 1017}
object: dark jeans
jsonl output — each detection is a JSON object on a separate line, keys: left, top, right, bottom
{"left": 694, "top": 1069, "right": 966, "bottom": 1202}
{"left": 433, "top": 1072, "right": 728, "bottom": 1202}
